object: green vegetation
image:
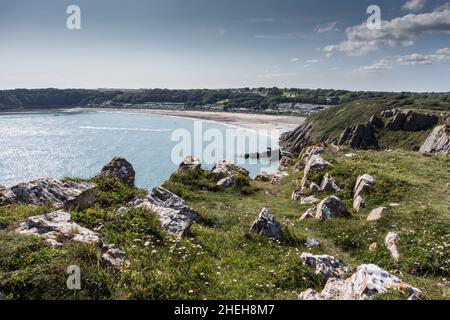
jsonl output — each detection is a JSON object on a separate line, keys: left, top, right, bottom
{"left": 296, "top": 96, "right": 450, "bottom": 151}
{"left": 1, "top": 88, "right": 449, "bottom": 113}
{"left": 0, "top": 147, "right": 449, "bottom": 300}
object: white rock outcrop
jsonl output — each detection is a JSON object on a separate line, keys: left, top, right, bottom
{"left": 134, "top": 187, "right": 198, "bottom": 237}
{"left": 299, "top": 264, "right": 422, "bottom": 300}
{"left": 0, "top": 178, "right": 97, "bottom": 210}
{"left": 15, "top": 210, "right": 102, "bottom": 247}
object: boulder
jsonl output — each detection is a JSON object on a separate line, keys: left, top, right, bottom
{"left": 385, "top": 111, "right": 438, "bottom": 132}
{"left": 315, "top": 196, "right": 350, "bottom": 220}
{"left": 300, "top": 155, "right": 331, "bottom": 189}
{"left": 367, "top": 207, "right": 388, "bottom": 221}
{"left": 15, "top": 211, "right": 102, "bottom": 247}
{"left": 419, "top": 125, "right": 450, "bottom": 155}
{"left": 249, "top": 208, "right": 283, "bottom": 240}
{"left": 385, "top": 232, "right": 400, "bottom": 262}
{"left": 300, "top": 253, "right": 351, "bottom": 279}
{"left": 255, "top": 171, "right": 271, "bottom": 182}
{"left": 338, "top": 124, "right": 379, "bottom": 150}
{"left": 291, "top": 189, "right": 303, "bottom": 202}
{"left": 279, "top": 154, "right": 294, "bottom": 170}
{"left": 300, "top": 207, "right": 316, "bottom": 221}
{"left": 354, "top": 174, "right": 375, "bottom": 200}
{"left": 0, "top": 178, "right": 96, "bottom": 210}
{"left": 305, "top": 237, "right": 321, "bottom": 248}
{"left": 310, "top": 183, "right": 321, "bottom": 192}
{"left": 177, "top": 156, "right": 201, "bottom": 172}
{"left": 300, "top": 196, "right": 320, "bottom": 205}
{"left": 102, "top": 247, "right": 127, "bottom": 270}
{"left": 299, "top": 264, "right": 423, "bottom": 300}
{"left": 211, "top": 160, "right": 249, "bottom": 179}
{"left": 320, "top": 173, "right": 341, "bottom": 192}
{"left": 217, "top": 176, "right": 235, "bottom": 188}
{"left": 294, "top": 146, "right": 326, "bottom": 172}
{"left": 353, "top": 195, "right": 365, "bottom": 212}
{"left": 96, "top": 157, "right": 135, "bottom": 186}
{"left": 271, "top": 171, "right": 289, "bottom": 185}
{"left": 134, "top": 187, "right": 198, "bottom": 237}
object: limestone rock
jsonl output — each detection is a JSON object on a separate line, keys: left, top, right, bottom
{"left": 354, "top": 174, "right": 375, "bottom": 200}
{"left": 217, "top": 176, "right": 235, "bottom": 188}
{"left": 177, "top": 156, "right": 201, "bottom": 172}
{"left": 299, "top": 264, "right": 423, "bottom": 300}
{"left": 271, "top": 171, "right": 289, "bottom": 185}
{"left": 385, "top": 111, "right": 438, "bottom": 132}
{"left": 353, "top": 195, "right": 365, "bottom": 212}
{"left": 305, "top": 237, "right": 321, "bottom": 248}
{"left": 367, "top": 207, "right": 388, "bottom": 221}
{"left": 419, "top": 125, "right": 450, "bottom": 155}
{"left": 385, "top": 232, "right": 400, "bottom": 262}
{"left": 211, "top": 160, "right": 249, "bottom": 179}
{"left": 300, "top": 196, "right": 320, "bottom": 205}
{"left": 249, "top": 208, "right": 283, "bottom": 240}
{"left": 278, "top": 154, "right": 294, "bottom": 170}
{"left": 320, "top": 173, "right": 341, "bottom": 192}
{"left": 300, "top": 253, "right": 351, "bottom": 279}
{"left": 300, "top": 207, "right": 316, "bottom": 221}
{"left": 300, "top": 155, "right": 331, "bottom": 189}
{"left": 338, "top": 124, "right": 379, "bottom": 150}
{"left": 134, "top": 187, "right": 198, "bottom": 237}
{"left": 315, "top": 196, "right": 350, "bottom": 220}
{"left": 310, "top": 183, "right": 320, "bottom": 192}
{"left": 291, "top": 189, "right": 303, "bottom": 202}
{"left": 102, "top": 247, "right": 127, "bottom": 270}
{"left": 255, "top": 171, "right": 271, "bottom": 182}
{"left": 294, "top": 146, "right": 325, "bottom": 172}
{"left": 15, "top": 211, "right": 102, "bottom": 247}
{"left": 96, "top": 157, "right": 135, "bottom": 186}
{"left": 0, "top": 178, "right": 96, "bottom": 210}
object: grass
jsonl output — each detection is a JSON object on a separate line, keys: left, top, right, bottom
{"left": 0, "top": 148, "right": 449, "bottom": 300}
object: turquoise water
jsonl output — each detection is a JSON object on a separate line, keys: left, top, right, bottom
{"left": 0, "top": 111, "right": 280, "bottom": 189}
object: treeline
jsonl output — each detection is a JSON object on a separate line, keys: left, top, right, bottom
{"left": 1, "top": 88, "right": 449, "bottom": 111}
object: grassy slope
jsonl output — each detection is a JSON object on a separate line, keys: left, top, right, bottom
{"left": 305, "top": 97, "right": 450, "bottom": 150}
{"left": 0, "top": 148, "right": 449, "bottom": 300}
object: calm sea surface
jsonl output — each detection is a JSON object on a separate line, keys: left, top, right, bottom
{"left": 0, "top": 111, "right": 280, "bottom": 189}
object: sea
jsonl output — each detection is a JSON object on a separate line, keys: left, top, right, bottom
{"left": 0, "top": 111, "right": 282, "bottom": 190}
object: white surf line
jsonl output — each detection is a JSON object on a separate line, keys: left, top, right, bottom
{"left": 79, "top": 126, "right": 171, "bottom": 132}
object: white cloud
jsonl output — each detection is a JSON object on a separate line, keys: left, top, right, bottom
{"left": 358, "top": 59, "right": 393, "bottom": 74}
{"left": 290, "top": 58, "right": 299, "bottom": 62}
{"left": 324, "top": 7, "right": 450, "bottom": 56}
{"left": 304, "top": 59, "right": 320, "bottom": 68}
{"left": 316, "top": 21, "right": 339, "bottom": 33}
{"left": 358, "top": 47, "right": 450, "bottom": 73}
{"left": 402, "top": 0, "right": 427, "bottom": 11}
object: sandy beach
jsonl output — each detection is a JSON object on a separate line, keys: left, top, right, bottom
{"left": 65, "top": 108, "right": 305, "bottom": 131}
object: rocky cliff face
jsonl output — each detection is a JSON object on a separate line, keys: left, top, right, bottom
{"left": 384, "top": 110, "right": 438, "bottom": 131}
{"left": 338, "top": 124, "right": 379, "bottom": 150}
{"left": 419, "top": 125, "right": 450, "bottom": 155}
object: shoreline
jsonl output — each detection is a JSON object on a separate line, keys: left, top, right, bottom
{"left": 0, "top": 107, "right": 305, "bottom": 131}
{"left": 70, "top": 108, "right": 305, "bottom": 131}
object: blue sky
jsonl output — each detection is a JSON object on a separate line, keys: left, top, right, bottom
{"left": 1, "top": 0, "right": 449, "bottom": 91}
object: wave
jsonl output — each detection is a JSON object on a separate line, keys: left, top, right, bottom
{"left": 79, "top": 126, "right": 171, "bottom": 132}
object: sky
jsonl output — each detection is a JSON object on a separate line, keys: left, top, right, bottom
{"left": 1, "top": 0, "right": 450, "bottom": 92}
